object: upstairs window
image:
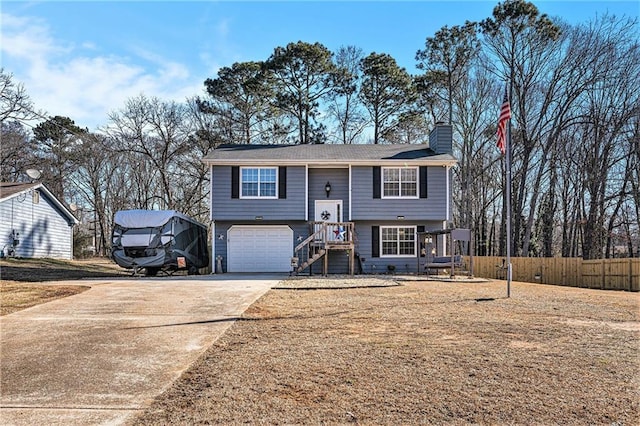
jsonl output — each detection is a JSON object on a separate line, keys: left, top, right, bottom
{"left": 241, "top": 167, "right": 277, "bottom": 198}
{"left": 383, "top": 167, "right": 417, "bottom": 198}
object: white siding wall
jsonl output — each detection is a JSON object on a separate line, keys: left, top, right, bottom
{"left": 0, "top": 190, "right": 74, "bottom": 259}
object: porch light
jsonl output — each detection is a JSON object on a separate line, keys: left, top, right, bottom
{"left": 325, "top": 181, "right": 331, "bottom": 198}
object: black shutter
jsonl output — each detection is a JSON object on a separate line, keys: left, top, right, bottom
{"left": 417, "top": 226, "right": 425, "bottom": 257}
{"left": 231, "top": 166, "right": 239, "bottom": 199}
{"left": 278, "top": 167, "right": 287, "bottom": 199}
{"left": 371, "top": 225, "right": 380, "bottom": 258}
{"left": 373, "top": 166, "right": 381, "bottom": 199}
{"left": 420, "top": 166, "right": 428, "bottom": 199}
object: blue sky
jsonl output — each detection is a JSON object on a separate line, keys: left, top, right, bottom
{"left": 2, "top": 1, "right": 638, "bottom": 131}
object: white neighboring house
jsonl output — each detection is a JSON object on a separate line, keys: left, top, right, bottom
{"left": 0, "top": 182, "right": 79, "bottom": 259}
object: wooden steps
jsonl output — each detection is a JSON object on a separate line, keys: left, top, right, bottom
{"left": 296, "top": 249, "right": 325, "bottom": 273}
{"left": 293, "top": 222, "right": 355, "bottom": 275}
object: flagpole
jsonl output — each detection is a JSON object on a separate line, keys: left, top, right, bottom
{"left": 506, "top": 80, "right": 513, "bottom": 298}
{"left": 497, "top": 80, "right": 513, "bottom": 297}
{"left": 506, "top": 107, "right": 512, "bottom": 298}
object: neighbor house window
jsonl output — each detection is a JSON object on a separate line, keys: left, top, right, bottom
{"left": 241, "top": 167, "right": 277, "bottom": 198}
{"left": 381, "top": 226, "right": 416, "bottom": 257}
{"left": 383, "top": 167, "right": 417, "bottom": 198}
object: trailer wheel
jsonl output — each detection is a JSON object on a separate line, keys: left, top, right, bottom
{"left": 188, "top": 265, "right": 198, "bottom": 275}
{"left": 145, "top": 267, "right": 159, "bottom": 276}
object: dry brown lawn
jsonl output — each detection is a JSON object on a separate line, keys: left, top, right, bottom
{"left": 131, "top": 277, "right": 640, "bottom": 425}
{"left": 0, "top": 257, "right": 126, "bottom": 282}
{"left": 0, "top": 257, "right": 125, "bottom": 315}
{"left": 0, "top": 281, "right": 90, "bottom": 316}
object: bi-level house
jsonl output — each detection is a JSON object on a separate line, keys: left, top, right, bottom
{"left": 203, "top": 124, "right": 457, "bottom": 274}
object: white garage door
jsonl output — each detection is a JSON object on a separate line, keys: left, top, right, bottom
{"left": 227, "top": 225, "right": 293, "bottom": 272}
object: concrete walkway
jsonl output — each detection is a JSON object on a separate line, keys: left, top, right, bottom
{"left": 0, "top": 274, "right": 283, "bottom": 425}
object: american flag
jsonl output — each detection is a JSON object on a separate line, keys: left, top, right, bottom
{"left": 497, "top": 86, "right": 511, "bottom": 155}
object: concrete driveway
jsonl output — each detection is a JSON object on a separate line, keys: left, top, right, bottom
{"left": 0, "top": 274, "right": 283, "bottom": 426}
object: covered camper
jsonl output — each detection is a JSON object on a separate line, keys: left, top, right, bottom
{"left": 111, "top": 210, "right": 209, "bottom": 275}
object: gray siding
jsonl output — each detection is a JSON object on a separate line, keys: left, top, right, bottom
{"left": 212, "top": 220, "right": 351, "bottom": 274}
{"left": 0, "top": 190, "right": 74, "bottom": 259}
{"left": 213, "top": 221, "right": 308, "bottom": 273}
{"left": 209, "top": 161, "right": 453, "bottom": 274}
{"left": 308, "top": 168, "right": 349, "bottom": 220}
{"left": 353, "top": 220, "right": 445, "bottom": 274}
{"left": 307, "top": 168, "right": 350, "bottom": 274}
{"left": 288, "top": 247, "right": 351, "bottom": 275}
{"left": 211, "top": 219, "right": 450, "bottom": 275}
{"left": 212, "top": 164, "right": 449, "bottom": 222}
{"left": 429, "top": 124, "right": 453, "bottom": 154}
{"left": 351, "top": 166, "right": 448, "bottom": 221}
{"left": 211, "top": 165, "right": 306, "bottom": 221}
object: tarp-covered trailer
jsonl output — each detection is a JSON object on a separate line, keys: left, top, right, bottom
{"left": 111, "top": 209, "right": 209, "bottom": 276}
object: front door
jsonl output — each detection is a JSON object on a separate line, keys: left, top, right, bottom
{"left": 315, "top": 200, "right": 342, "bottom": 223}
{"left": 315, "top": 200, "right": 343, "bottom": 242}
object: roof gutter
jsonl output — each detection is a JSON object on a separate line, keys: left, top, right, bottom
{"left": 201, "top": 158, "right": 458, "bottom": 167}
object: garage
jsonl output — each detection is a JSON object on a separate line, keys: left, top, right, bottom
{"left": 227, "top": 225, "right": 293, "bottom": 272}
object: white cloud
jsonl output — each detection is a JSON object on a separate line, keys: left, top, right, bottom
{"left": 81, "top": 41, "right": 97, "bottom": 51}
{"left": 0, "top": 13, "right": 68, "bottom": 60}
{"left": 0, "top": 12, "right": 206, "bottom": 131}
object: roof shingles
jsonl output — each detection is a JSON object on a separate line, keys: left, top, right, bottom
{"left": 0, "top": 182, "right": 39, "bottom": 199}
{"left": 203, "top": 144, "right": 456, "bottom": 164}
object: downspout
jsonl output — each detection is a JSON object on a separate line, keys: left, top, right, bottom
{"left": 443, "top": 165, "right": 451, "bottom": 256}
{"left": 305, "top": 164, "right": 309, "bottom": 221}
{"left": 211, "top": 221, "right": 216, "bottom": 274}
{"left": 348, "top": 165, "right": 352, "bottom": 221}
{"left": 71, "top": 221, "right": 75, "bottom": 260}
{"left": 210, "top": 163, "right": 215, "bottom": 273}
{"left": 446, "top": 165, "right": 451, "bottom": 223}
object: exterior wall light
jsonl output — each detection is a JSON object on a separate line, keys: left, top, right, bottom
{"left": 325, "top": 182, "right": 331, "bottom": 198}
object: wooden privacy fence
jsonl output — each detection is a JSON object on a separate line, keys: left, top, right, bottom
{"left": 468, "top": 256, "right": 639, "bottom": 292}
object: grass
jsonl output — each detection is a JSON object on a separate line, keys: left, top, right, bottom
{"left": 0, "top": 257, "right": 125, "bottom": 315}
{"left": 2, "top": 259, "right": 638, "bottom": 424}
{"left": 0, "top": 282, "right": 90, "bottom": 316}
{"left": 0, "top": 257, "right": 126, "bottom": 282}
{"left": 131, "top": 278, "right": 640, "bottom": 425}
